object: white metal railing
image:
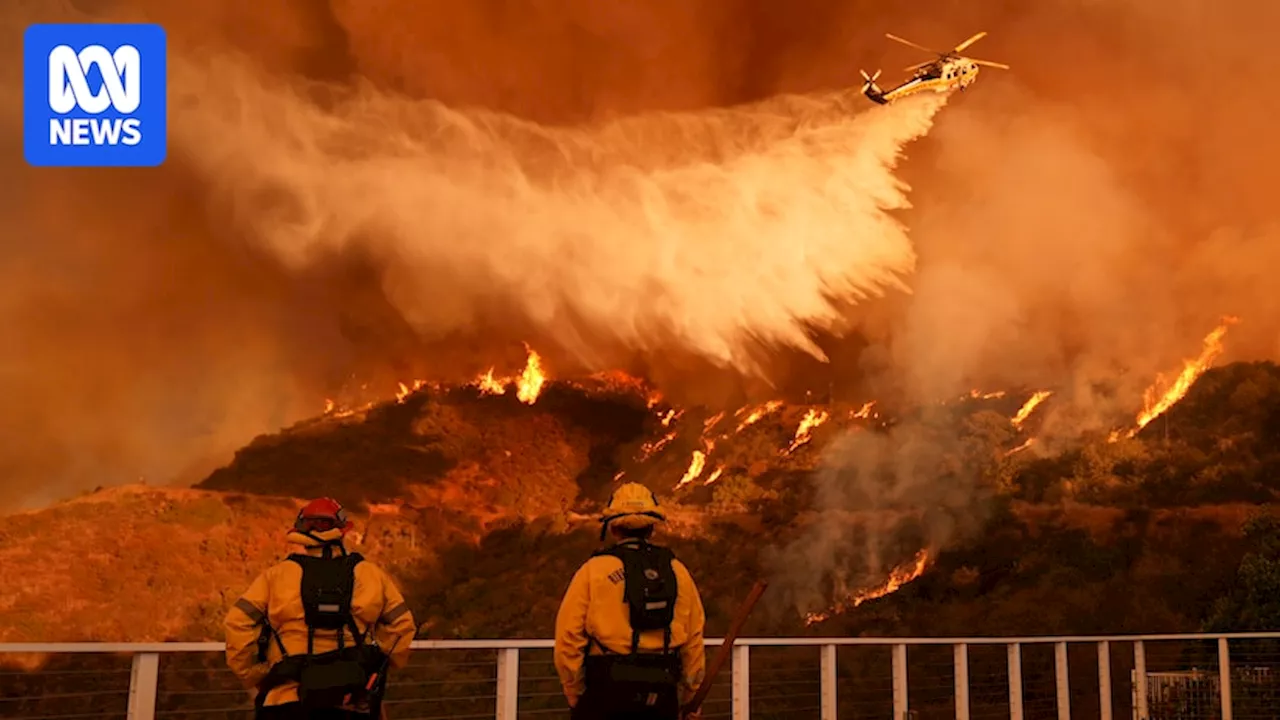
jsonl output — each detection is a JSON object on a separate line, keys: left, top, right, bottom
{"left": 3, "top": 632, "right": 1280, "bottom": 719}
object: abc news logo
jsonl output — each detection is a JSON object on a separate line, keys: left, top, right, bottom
{"left": 23, "top": 23, "right": 168, "bottom": 167}
{"left": 48, "top": 44, "right": 143, "bottom": 147}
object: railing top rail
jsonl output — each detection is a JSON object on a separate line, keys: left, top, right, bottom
{"left": 4, "top": 631, "right": 1280, "bottom": 654}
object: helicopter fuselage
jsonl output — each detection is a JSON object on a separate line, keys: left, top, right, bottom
{"left": 863, "top": 58, "right": 981, "bottom": 105}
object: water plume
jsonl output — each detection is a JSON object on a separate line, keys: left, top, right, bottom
{"left": 172, "top": 52, "right": 948, "bottom": 373}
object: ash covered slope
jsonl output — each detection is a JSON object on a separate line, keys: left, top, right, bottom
{"left": 3, "top": 362, "right": 1280, "bottom": 643}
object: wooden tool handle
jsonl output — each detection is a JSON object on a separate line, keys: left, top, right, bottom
{"left": 682, "top": 580, "right": 769, "bottom": 715}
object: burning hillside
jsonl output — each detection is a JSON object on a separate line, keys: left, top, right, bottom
{"left": 3, "top": 346, "right": 1279, "bottom": 644}
{"left": 195, "top": 314, "right": 1247, "bottom": 625}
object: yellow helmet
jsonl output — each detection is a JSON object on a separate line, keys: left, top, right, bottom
{"left": 600, "top": 482, "right": 666, "bottom": 539}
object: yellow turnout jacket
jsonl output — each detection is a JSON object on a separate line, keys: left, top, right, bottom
{"left": 224, "top": 530, "right": 416, "bottom": 707}
{"left": 554, "top": 538, "right": 707, "bottom": 705}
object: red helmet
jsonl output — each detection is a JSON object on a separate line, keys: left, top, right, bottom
{"left": 293, "top": 497, "right": 353, "bottom": 535}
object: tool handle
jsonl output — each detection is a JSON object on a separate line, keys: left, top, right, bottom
{"left": 682, "top": 580, "right": 769, "bottom": 715}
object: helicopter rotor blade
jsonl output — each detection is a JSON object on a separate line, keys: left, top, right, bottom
{"left": 971, "top": 58, "right": 1010, "bottom": 70}
{"left": 952, "top": 31, "right": 988, "bottom": 54}
{"left": 902, "top": 60, "right": 933, "bottom": 72}
{"left": 885, "top": 33, "right": 941, "bottom": 56}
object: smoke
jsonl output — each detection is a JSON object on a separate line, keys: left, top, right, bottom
{"left": 762, "top": 409, "right": 990, "bottom": 618}
{"left": 0, "top": 0, "right": 947, "bottom": 506}
{"left": 5, "top": 0, "right": 1280, "bottom": 511}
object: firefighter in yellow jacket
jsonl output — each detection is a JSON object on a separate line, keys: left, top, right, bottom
{"left": 555, "top": 482, "right": 707, "bottom": 720}
{"left": 225, "top": 497, "right": 417, "bottom": 719}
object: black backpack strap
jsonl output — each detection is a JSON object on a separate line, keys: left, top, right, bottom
{"left": 650, "top": 545, "right": 676, "bottom": 655}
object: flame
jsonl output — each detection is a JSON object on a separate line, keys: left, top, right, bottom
{"left": 968, "top": 389, "right": 1006, "bottom": 400}
{"left": 1011, "top": 390, "right": 1053, "bottom": 429}
{"left": 476, "top": 369, "right": 507, "bottom": 396}
{"left": 638, "top": 431, "right": 677, "bottom": 460}
{"left": 851, "top": 401, "right": 877, "bottom": 419}
{"left": 660, "top": 409, "right": 683, "bottom": 428}
{"left": 702, "top": 412, "right": 725, "bottom": 434}
{"left": 675, "top": 450, "right": 707, "bottom": 488}
{"left": 367, "top": 502, "right": 402, "bottom": 515}
{"left": 471, "top": 347, "right": 547, "bottom": 404}
{"left": 1131, "top": 317, "right": 1238, "bottom": 435}
{"left": 395, "top": 380, "right": 429, "bottom": 403}
{"left": 804, "top": 549, "right": 931, "bottom": 625}
{"left": 785, "top": 408, "right": 830, "bottom": 453}
{"left": 1113, "top": 316, "right": 1239, "bottom": 440}
{"left": 704, "top": 466, "right": 725, "bottom": 485}
{"left": 735, "top": 401, "right": 784, "bottom": 432}
{"left": 1003, "top": 437, "right": 1036, "bottom": 457}
{"left": 646, "top": 391, "right": 664, "bottom": 409}
{"left": 323, "top": 398, "right": 336, "bottom": 414}
{"left": 516, "top": 350, "right": 546, "bottom": 404}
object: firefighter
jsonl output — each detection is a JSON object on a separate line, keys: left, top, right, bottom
{"left": 225, "top": 497, "right": 417, "bottom": 719}
{"left": 555, "top": 482, "right": 707, "bottom": 720}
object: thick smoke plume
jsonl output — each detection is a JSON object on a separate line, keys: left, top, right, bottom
{"left": 4, "top": 0, "right": 1280, "bottom": 513}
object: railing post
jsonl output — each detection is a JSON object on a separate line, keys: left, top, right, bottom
{"left": 954, "top": 643, "right": 969, "bottom": 720}
{"left": 1133, "top": 641, "right": 1148, "bottom": 720}
{"left": 1008, "top": 643, "right": 1023, "bottom": 720}
{"left": 1054, "top": 642, "right": 1070, "bottom": 720}
{"left": 731, "top": 645, "right": 750, "bottom": 720}
{"left": 891, "top": 643, "right": 908, "bottom": 720}
{"left": 1218, "top": 637, "right": 1233, "bottom": 720}
{"left": 819, "top": 644, "right": 837, "bottom": 720}
{"left": 126, "top": 652, "right": 159, "bottom": 720}
{"left": 496, "top": 647, "right": 519, "bottom": 720}
{"left": 1097, "top": 640, "right": 1112, "bottom": 720}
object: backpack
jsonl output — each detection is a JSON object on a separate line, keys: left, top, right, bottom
{"left": 583, "top": 541, "right": 683, "bottom": 715}
{"left": 592, "top": 541, "right": 679, "bottom": 653}
{"left": 257, "top": 551, "right": 387, "bottom": 711}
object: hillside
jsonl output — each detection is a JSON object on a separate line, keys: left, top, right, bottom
{"left": 3, "top": 361, "right": 1280, "bottom": 646}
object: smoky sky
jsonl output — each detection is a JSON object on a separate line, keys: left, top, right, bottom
{"left": 2, "top": 0, "right": 1278, "bottom": 508}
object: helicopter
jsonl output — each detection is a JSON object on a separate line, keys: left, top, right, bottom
{"left": 860, "top": 31, "right": 1009, "bottom": 105}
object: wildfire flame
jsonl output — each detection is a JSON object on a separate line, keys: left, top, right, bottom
{"left": 638, "top": 431, "right": 677, "bottom": 460}
{"left": 472, "top": 347, "right": 548, "bottom": 405}
{"left": 1003, "top": 437, "right": 1036, "bottom": 457}
{"left": 804, "top": 549, "right": 931, "bottom": 625}
{"left": 1011, "top": 391, "right": 1053, "bottom": 429}
{"left": 735, "top": 401, "right": 784, "bottom": 432}
{"left": 969, "top": 389, "right": 1006, "bottom": 400}
{"left": 785, "top": 408, "right": 830, "bottom": 453}
{"left": 704, "top": 466, "right": 725, "bottom": 485}
{"left": 851, "top": 401, "right": 877, "bottom": 419}
{"left": 676, "top": 450, "right": 707, "bottom": 488}
{"left": 396, "top": 380, "right": 429, "bottom": 403}
{"left": 476, "top": 369, "right": 507, "bottom": 395}
{"left": 1111, "top": 316, "right": 1239, "bottom": 441}
{"left": 516, "top": 350, "right": 546, "bottom": 404}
